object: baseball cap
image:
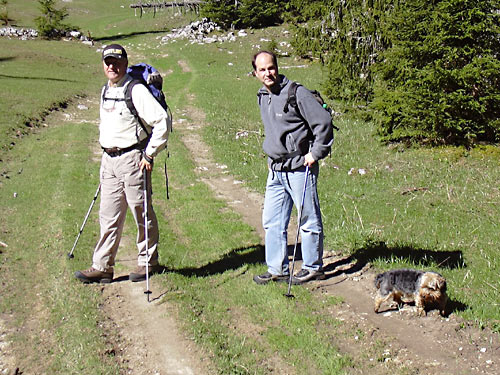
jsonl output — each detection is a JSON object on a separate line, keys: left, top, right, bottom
{"left": 102, "top": 44, "right": 127, "bottom": 61}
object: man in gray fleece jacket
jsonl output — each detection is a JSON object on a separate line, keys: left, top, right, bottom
{"left": 252, "top": 50, "right": 334, "bottom": 285}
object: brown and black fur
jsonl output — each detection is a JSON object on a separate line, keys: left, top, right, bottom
{"left": 374, "top": 269, "right": 448, "bottom": 316}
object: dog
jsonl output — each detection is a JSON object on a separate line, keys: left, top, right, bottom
{"left": 374, "top": 269, "right": 448, "bottom": 316}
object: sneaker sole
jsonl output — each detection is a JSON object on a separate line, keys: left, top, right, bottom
{"left": 75, "top": 276, "right": 113, "bottom": 284}
{"left": 253, "top": 275, "right": 289, "bottom": 285}
{"left": 129, "top": 275, "right": 148, "bottom": 282}
{"left": 291, "top": 273, "right": 325, "bottom": 285}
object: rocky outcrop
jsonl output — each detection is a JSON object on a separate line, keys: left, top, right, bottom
{"left": 159, "top": 18, "right": 244, "bottom": 44}
{"left": 0, "top": 27, "right": 38, "bottom": 40}
{"left": 0, "top": 27, "right": 93, "bottom": 44}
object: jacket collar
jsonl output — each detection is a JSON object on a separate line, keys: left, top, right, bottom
{"left": 257, "top": 74, "right": 288, "bottom": 97}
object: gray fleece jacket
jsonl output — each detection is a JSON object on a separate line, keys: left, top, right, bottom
{"left": 257, "top": 75, "right": 334, "bottom": 171}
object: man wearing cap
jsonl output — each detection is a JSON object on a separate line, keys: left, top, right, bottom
{"left": 75, "top": 44, "right": 170, "bottom": 283}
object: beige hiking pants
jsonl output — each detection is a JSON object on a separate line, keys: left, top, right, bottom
{"left": 92, "top": 150, "right": 159, "bottom": 272}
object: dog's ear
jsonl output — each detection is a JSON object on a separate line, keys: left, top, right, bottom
{"left": 436, "top": 276, "right": 446, "bottom": 291}
{"left": 427, "top": 274, "right": 446, "bottom": 290}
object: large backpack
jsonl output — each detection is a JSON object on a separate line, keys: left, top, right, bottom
{"left": 125, "top": 63, "right": 174, "bottom": 200}
{"left": 101, "top": 63, "right": 172, "bottom": 137}
{"left": 283, "top": 81, "right": 339, "bottom": 131}
{"left": 101, "top": 63, "right": 173, "bottom": 199}
{"left": 126, "top": 63, "right": 168, "bottom": 113}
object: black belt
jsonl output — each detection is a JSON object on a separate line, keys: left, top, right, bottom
{"left": 103, "top": 143, "right": 142, "bottom": 157}
{"left": 271, "top": 150, "right": 302, "bottom": 164}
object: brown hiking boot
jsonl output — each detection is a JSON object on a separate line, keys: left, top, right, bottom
{"left": 129, "top": 265, "right": 161, "bottom": 282}
{"left": 75, "top": 267, "right": 113, "bottom": 284}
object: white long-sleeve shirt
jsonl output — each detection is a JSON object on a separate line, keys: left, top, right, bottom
{"left": 99, "top": 74, "right": 170, "bottom": 157}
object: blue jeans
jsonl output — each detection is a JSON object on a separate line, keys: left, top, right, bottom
{"left": 262, "top": 164, "right": 324, "bottom": 275}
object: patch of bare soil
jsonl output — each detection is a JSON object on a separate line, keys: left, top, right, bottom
{"left": 177, "top": 60, "right": 192, "bottom": 73}
{"left": 0, "top": 316, "right": 17, "bottom": 375}
{"left": 178, "top": 91, "right": 500, "bottom": 375}
{"left": 316, "top": 255, "right": 500, "bottom": 375}
{"left": 98, "top": 253, "right": 211, "bottom": 375}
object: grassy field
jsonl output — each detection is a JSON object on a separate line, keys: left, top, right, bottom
{"left": 0, "top": 2, "right": 499, "bottom": 374}
{"left": 5, "top": 0, "right": 197, "bottom": 39}
{"left": 161, "top": 29, "right": 500, "bottom": 330}
{"left": 0, "top": 38, "right": 100, "bottom": 151}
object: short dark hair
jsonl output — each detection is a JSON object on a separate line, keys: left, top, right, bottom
{"left": 252, "top": 50, "right": 278, "bottom": 71}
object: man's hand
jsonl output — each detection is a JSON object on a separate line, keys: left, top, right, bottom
{"left": 303, "top": 152, "right": 316, "bottom": 167}
{"left": 139, "top": 156, "right": 153, "bottom": 172}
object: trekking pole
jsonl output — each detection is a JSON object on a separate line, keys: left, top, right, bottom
{"left": 143, "top": 169, "right": 152, "bottom": 302}
{"left": 67, "top": 184, "right": 101, "bottom": 259}
{"left": 285, "top": 165, "right": 310, "bottom": 298}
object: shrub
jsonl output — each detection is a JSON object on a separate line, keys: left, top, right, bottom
{"left": 289, "top": 0, "right": 394, "bottom": 107}
{"left": 371, "top": 0, "right": 500, "bottom": 145}
{"left": 201, "top": 0, "right": 283, "bottom": 29}
{"left": 290, "top": 0, "right": 500, "bottom": 145}
{"left": 237, "top": 0, "right": 282, "bottom": 28}
{"left": 34, "top": 0, "right": 73, "bottom": 39}
{"left": 0, "top": 0, "right": 11, "bottom": 26}
{"left": 200, "top": 0, "right": 237, "bottom": 30}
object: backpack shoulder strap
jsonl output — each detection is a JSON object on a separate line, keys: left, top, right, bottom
{"left": 101, "top": 83, "right": 108, "bottom": 103}
{"left": 125, "top": 79, "right": 140, "bottom": 119}
{"left": 124, "top": 79, "right": 151, "bottom": 136}
{"left": 283, "top": 81, "right": 301, "bottom": 113}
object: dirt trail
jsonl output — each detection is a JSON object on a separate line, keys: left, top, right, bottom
{"left": 176, "top": 92, "right": 500, "bottom": 374}
{"left": 99, "top": 251, "right": 209, "bottom": 375}
{"left": 177, "top": 98, "right": 265, "bottom": 239}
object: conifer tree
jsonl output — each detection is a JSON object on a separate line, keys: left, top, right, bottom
{"left": 0, "top": 0, "right": 11, "bottom": 26}
{"left": 372, "top": 0, "right": 500, "bottom": 144}
{"left": 34, "top": 0, "right": 72, "bottom": 39}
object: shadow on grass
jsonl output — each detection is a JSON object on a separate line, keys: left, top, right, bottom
{"left": 166, "top": 244, "right": 265, "bottom": 277}
{"left": 446, "top": 299, "right": 468, "bottom": 315}
{"left": 324, "top": 240, "right": 466, "bottom": 277}
{"left": 93, "top": 30, "right": 166, "bottom": 42}
{"left": 107, "top": 245, "right": 264, "bottom": 283}
{"left": 0, "top": 73, "right": 78, "bottom": 82}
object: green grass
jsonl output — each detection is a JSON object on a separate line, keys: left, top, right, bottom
{"left": 152, "top": 26, "right": 500, "bottom": 331}
{"left": 0, "top": 24, "right": 353, "bottom": 374}
{"left": 1, "top": 4, "right": 500, "bottom": 374}
{"left": 0, "top": 109, "right": 119, "bottom": 374}
{"left": 6, "top": 0, "right": 198, "bottom": 39}
{"left": 0, "top": 38, "right": 101, "bottom": 151}
{"left": 152, "top": 131, "right": 351, "bottom": 374}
